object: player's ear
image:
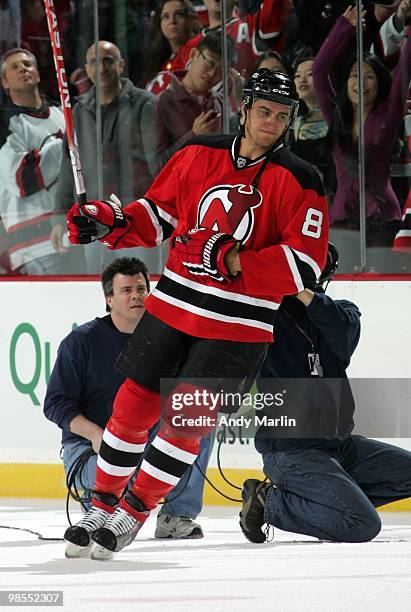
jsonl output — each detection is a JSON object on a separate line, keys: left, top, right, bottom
{"left": 1, "top": 76, "right": 9, "bottom": 92}
{"left": 84, "top": 61, "right": 92, "bottom": 80}
{"left": 118, "top": 58, "right": 125, "bottom": 74}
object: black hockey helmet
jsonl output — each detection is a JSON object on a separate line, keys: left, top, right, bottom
{"left": 242, "top": 68, "right": 300, "bottom": 130}
{"left": 318, "top": 242, "right": 339, "bottom": 286}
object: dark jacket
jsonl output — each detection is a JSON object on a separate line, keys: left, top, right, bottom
{"left": 53, "top": 78, "right": 158, "bottom": 217}
{"left": 43, "top": 317, "right": 129, "bottom": 445}
{"left": 256, "top": 290, "right": 361, "bottom": 452}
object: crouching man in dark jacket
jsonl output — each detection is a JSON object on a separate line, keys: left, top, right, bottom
{"left": 240, "top": 244, "right": 411, "bottom": 544}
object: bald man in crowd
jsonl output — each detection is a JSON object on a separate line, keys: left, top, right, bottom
{"left": 51, "top": 41, "right": 162, "bottom": 273}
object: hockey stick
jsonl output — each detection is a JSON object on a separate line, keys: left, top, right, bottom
{"left": 43, "top": 0, "right": 86, "bottom": 205}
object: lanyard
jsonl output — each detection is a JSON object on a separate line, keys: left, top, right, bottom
{"left": 281, "top": 304, "right": 318, "bottom": 352}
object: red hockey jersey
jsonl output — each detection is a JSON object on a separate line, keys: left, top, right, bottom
{"left": 109, "top": 135, "right": 329, "bottom": 343}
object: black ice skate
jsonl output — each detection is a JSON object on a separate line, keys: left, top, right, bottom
{"left": 91, "top": 492, "right": 150, "bottom": 560}
{"left": 239, "top": 478, "right": 272, "bottom": 544}
{"left": 64, "top": 492, "right": 118, "bottom": 558}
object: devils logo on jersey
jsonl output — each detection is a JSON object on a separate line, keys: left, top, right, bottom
{"left": 197, "top": 184, "right": 262, "bottom": 243}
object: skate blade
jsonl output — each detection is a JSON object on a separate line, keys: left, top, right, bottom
{"left": 90, "top": 544, "right": 115, "bottom": 561}
{"left": 64, "top": 541, "right": 94, "bottom": 559}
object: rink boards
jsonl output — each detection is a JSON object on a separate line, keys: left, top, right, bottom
{"left": 0, "top": 276, "right": 410, "bottom": 509}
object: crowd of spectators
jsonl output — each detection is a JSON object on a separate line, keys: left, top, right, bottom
{"left": 0, "top": 0, "right": 410, "bottom": 275}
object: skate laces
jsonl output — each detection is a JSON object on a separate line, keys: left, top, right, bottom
{"left": 77, "top": 507, "right": 109, "bottom": 531}
{"left": 104, "top": 508, "right": 137, "bottom": 536}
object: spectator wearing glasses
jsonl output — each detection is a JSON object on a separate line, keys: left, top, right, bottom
{"left": 51, "top": 41, "right": 162, "bottom": 273}
{"left": 154, "top": 33, "right": 237, "bottom": 172}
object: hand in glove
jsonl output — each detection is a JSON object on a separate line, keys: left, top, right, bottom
{"left": 67, "top": 194, "right": 131, "bottom": 248}
{"left": 173, "top": 227, "right": 239, "bottom": 282}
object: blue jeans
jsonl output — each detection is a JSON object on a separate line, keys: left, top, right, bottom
{"left": 159, "top": 431, "right": 215, "bottom": 519}
{"left": 63, "top": 429, "right": 215, "bottom": 519}
{"left": 259, "top": 436, "right": 411, "bottom": 542}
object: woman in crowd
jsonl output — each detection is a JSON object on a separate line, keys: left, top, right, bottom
{"left": 144, "top": 0, "right": 200, "bottom": 84}
{"left": 312, "top": 5, "right": 411, "bottom": 271}
{"left": 291, "top": 56, "right": 332, "bottom": 194}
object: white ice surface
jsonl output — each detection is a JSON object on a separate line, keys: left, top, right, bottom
{"left": 0, "top": 500, "right": 411, "bottom": 612}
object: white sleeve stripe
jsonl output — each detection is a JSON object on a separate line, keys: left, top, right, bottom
{"left": 281, "top": 244, "right": 304, "bottom": 293}
{"left": 292, "top": 248, "right": 322, "bottom": 280}
{"left": 156, "top": 205, "right": 178, "bottom": 228}
{"left": 140, "top": 460, "right": 179, "bottom": 486}
{"left": 103, "top": 429, "right": 146, "bottom": 454}
{"left": 152, "top": 436, "right": 197, "bottom": 464}
{"left": 138, "top": 198, "right": 163, "bottom": 246}
{"left": 257, "top": 29, "right": 282, "bottom": 40}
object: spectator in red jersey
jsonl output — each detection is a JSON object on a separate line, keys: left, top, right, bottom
{"left": 144, "top": 0, "right": 200, "bottom": 84}
{"left": 176, "top": 0, "right": 290, "bottom": 78}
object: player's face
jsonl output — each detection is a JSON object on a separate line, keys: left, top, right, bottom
{"left": 244, "top": 99, "right": 291, "bottom": 153}
{"left": 189, "top": 47, "right": 222, "bottom": 92}
{"left": 85, "top": 42, "right": 124, "bottom": 90}
{"left": 294, "top": 59, "right": 316, "bottom": 105}
{"left": 160, "top": 1, "right": 189, "bottom": 44}
{"left": 1, "top": 52, "right": 40, "bottom": 95}
{"left": 106, "top": 272, "right": 148, "bottom": 327}
{"left": 347, "top": 61, "right": 378, "bottom": 109}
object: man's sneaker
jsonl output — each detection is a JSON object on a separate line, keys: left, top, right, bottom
{"left": 91, "top": 492, "right": 150, "bottom": 560}
{"left": 64, "top": 506, "right": 112, "bottom": 558}
{"left": 239, "top": 478, "right": 272, "bottom": 544}
{"left": 154, "top": 514, "right": 204, "bottom": 539}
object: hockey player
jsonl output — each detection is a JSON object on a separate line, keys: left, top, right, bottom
{"left": 64, "top": 69, "right": 329, "bottom": 559}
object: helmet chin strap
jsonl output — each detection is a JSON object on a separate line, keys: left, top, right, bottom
{"left": 239, "top": 108, "right": 247, "bottom": 137}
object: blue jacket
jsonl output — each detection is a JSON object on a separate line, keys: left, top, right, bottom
{"left": 256, "top": 290, "right": 361, "bottom": 452}
{"left": 43, "top": 317, "right": 130, "bottom": 445}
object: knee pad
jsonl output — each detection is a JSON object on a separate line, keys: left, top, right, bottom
{"left": 162, "top": 382, "right": 218, "bottom": 439}
{"left": 110, "top": 378, "right": 161, "bottom": 439}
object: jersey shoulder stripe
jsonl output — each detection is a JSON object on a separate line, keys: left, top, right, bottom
{"left": 182, "top": 134, "right": 235, "bottom": 152}
{"left": 270, "top": 148, "right": 326, "bottom": 196}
